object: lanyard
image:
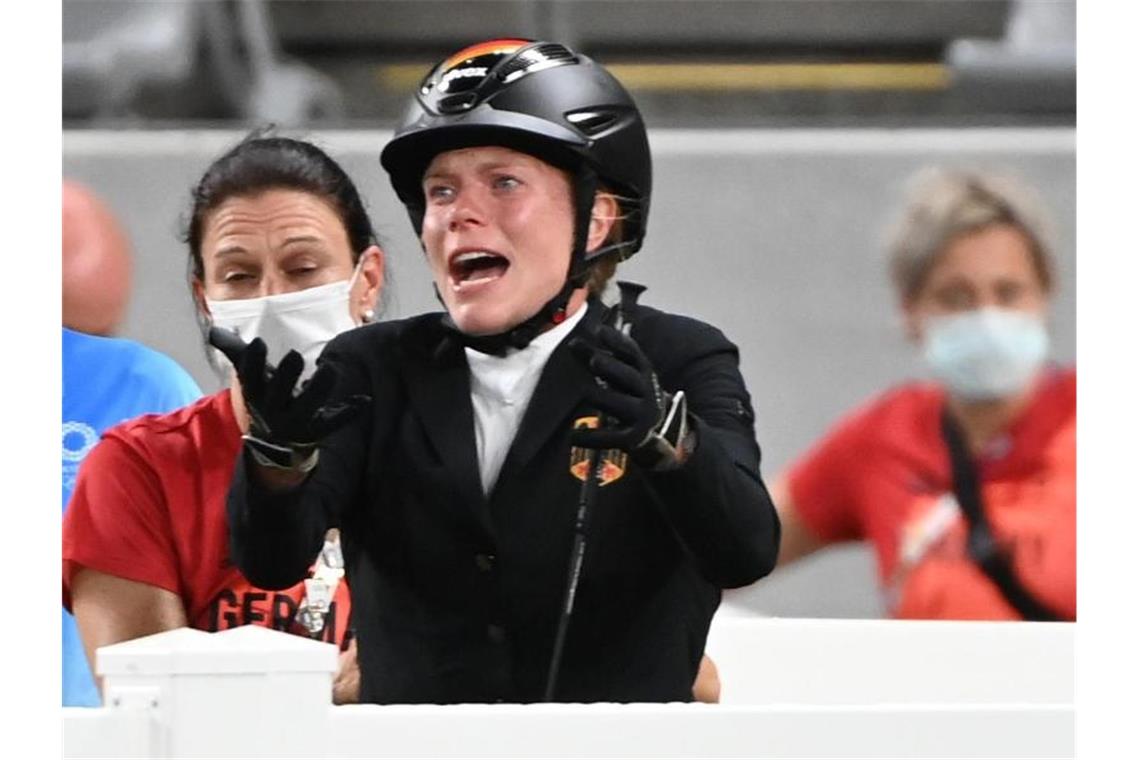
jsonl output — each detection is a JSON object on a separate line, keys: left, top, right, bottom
{"left": 940, "top": 408, "right": 1064, "bottom": 622}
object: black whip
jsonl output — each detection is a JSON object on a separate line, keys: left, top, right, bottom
{"left": 543, "top": 282, "right": 644, "bottom": 702}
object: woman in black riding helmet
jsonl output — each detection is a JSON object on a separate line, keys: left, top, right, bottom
{"left": 218, "top": 38, "right": 780, "bottom": 704}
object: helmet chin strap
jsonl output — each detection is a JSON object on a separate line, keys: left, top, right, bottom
{"left": 439, "top": 166, "right": 598, "bottom": 356}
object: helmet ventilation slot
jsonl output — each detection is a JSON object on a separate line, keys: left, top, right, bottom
{"left": 566, "top": 110, "right": 619, "bottom": 136}
{"left": 438, "top": 92, "right": 478, "bottom": 113}
{"left": 498, "top": 43, "right": 577, "bottom": 83}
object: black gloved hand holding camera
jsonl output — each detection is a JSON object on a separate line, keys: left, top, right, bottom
{"left": 209, "top": 327, "right": 369, "bottom": 474}
{"left": 568, "top": 324, "right": 694, "bottom": 470}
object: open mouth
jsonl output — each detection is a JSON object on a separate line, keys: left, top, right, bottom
{"left": 449, "top": 250, "right": 510, "bottom": 288}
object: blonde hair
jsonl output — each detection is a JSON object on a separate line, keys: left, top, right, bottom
{"left": 585, "top": 253, "right": 619, "bottom": 296}
{"left": 887, "top": 168, "right": 1056, "bottom": 303}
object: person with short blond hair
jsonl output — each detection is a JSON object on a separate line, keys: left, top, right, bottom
{"left": 887, "top": 168, "right": 1056, "bottom": 305}
{"left": 774, "top": 167, "right": 1074, "bottom": 622}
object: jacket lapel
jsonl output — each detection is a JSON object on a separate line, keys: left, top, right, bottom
{"left": 496, "top": 300, "right": 607, "bottom": 482}
{"left": 400, "top": 321, "right": 494, "bottom": 535}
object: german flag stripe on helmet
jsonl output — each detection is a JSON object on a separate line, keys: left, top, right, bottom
{"left": 441, "top": 38, "right": 530, "bottom": 72}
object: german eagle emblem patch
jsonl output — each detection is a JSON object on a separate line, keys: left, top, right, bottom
{"left": 569, "top": 416, "right": 628, "bottom": 486}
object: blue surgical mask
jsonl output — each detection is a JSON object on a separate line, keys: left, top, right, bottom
{"left": 922, "top": 308, "right": 1049, "bottom": 401}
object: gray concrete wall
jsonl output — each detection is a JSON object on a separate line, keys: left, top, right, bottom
{"left": 62, "top": 127, "right": 1075, "bottom": 619}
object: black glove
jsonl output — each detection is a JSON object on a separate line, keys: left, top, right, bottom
{"left": 568, "top": 324, "right": 694, "bottom": 470}
{"left": 209, "top": 327, "right": 369, "bottom": 472}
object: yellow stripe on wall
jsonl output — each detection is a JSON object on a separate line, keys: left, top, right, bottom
{"left": 607, "top": 63, "right": 949, "bottom": 91}
{"left": 377, "top": 62, "right": 950, "bottom": 93}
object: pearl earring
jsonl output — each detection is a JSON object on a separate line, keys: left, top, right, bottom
{"left": 362, "top": 307, "right": 376, "bottom": 324}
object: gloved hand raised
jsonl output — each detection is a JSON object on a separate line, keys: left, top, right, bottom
{"left": 568, "top": 324, "right": 694, "bottom": 470}
{"left": 209, "top": 327, "right": 369, "bottom": 473}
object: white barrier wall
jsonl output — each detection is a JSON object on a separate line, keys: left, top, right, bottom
{"left": 62, "top": 616, "right": 1074, "bottom": 759}
{"left": 325, "top": 703, "right": 1072, "bottom": 759}
{"left": 705, "top": 615, "right": 1073, "bottom": 705}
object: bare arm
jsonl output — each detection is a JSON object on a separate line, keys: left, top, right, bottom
{"left": 770, "top": 477, "right": 828, "bottom": 566}
{"left": 692, "top": 654, "right": 721, "bottom": 703}
{"left": 70, "top": 568, "right": 189, "bottom": 696}
{"left": 332, "top": 637, "right": 360, "bottom": 705}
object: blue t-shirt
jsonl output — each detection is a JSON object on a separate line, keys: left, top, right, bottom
{"left": 62, "top": 328, "right": 203, "bottom": 706}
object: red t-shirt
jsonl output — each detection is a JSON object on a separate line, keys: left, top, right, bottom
{"left": 787, "top": 367, "right": 1075, "bottom": 620}
{"left": 62, "top": 390, "right": 352, "bottom": 646}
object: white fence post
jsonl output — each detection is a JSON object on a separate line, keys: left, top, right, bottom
{"left": 96, "top": 625, "right": 337, "bottom": 758}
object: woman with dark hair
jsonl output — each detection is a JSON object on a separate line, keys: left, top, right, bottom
{"left": 220, "top": 40, "right": 780, "bottom": 704}
{"left": 62, "top": 135, "right": 385, "bottom": 704}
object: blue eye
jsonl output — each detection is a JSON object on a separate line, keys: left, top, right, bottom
{"left": 493, "top": 175, "right": 521, "bottom": 190}
{"left": 426, "top": 185, "right": 455, "bottom": 202}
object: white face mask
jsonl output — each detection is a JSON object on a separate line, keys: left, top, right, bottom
{"left": 921, "top": 307, "right": 1049, "bottom": 401}
{"left": 206, "top": 258, "right": 365, "bottom": 383}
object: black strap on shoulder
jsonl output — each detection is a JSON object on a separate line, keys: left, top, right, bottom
{"left": 939, "top": 408, "right": 1063, "bottom": 622}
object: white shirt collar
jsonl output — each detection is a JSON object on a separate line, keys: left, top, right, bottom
{"left": 464, "top": 303, "right": 589, "bottom": 494}
{"left": 464, "top": 303, "right": 588, "bottom": 401}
